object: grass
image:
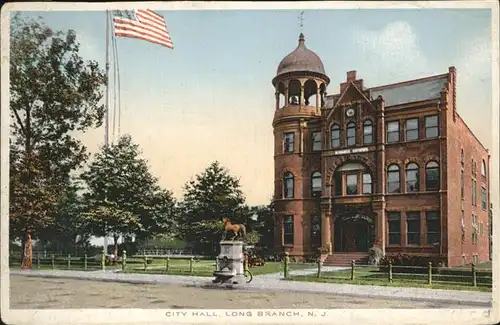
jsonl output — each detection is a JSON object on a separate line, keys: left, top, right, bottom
{"left": 288, "top": 265, "right": 492, "bottom": 292}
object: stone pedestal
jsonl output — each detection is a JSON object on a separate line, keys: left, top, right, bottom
{"left": 212, "top": 241, "right": 245, "bottom": 286}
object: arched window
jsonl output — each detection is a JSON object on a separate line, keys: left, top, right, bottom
{"left": 346, "top": 122, "right": 356, "bottom": 146}
{"left": 481, "top": 160, "right": 487, "bottom": 177}
{"left": 387, "top": 165, "right": 401, "bottom": 193}
{"left": 425, "top": 161, "right": 440, "bottom": 191}
{"left": 363, "top": 120, "right": 373, "bottom": 144}
{"left": 405, "top": 163, "right": 419, "bottom": 192}
{"left": 283, "top": 172, "right": 294, "bottom": 198}
{"left": 311, "top": 172, "right": 322, "bottom": 197}
{"left": 331, "top": 124, "right": 340, "bottom": 148}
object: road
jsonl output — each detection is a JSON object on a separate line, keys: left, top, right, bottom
{"left": 10, "top": 275, "right": 481, "bottom": 309}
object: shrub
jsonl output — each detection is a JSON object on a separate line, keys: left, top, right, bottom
{"left": 379, "top": 253, "right": 446, "bottom": 274}
{"left": 368, "top": 246, "right": 384, "bottom": 265}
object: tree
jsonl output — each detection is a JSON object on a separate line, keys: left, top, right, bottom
{"left": 35, "top": 181, "right": 91, "bottom": 255}
{"left": 247, "top": 203, "right": 275, "bottom": 250}
{"left": 178, "top": 161, "right": 246, "bottom": 254}
{"left": 80, "top": 135, "right": 177, "bottom": 258}
{"left": 9, "top": 14, "right": 106, "bottom": 268}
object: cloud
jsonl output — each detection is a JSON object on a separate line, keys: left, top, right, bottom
{"left": 454, "top": 35, "right": 491, "bottom": 87}
{"left": 352, "top": 21, "right": 431, "bottom": 83}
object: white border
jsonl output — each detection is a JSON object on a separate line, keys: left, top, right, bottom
{"left": 1, "top": 1, "right": 499, "bottom": 325}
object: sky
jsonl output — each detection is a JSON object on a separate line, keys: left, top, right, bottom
{"left": 12, "top": 7, "right": 493, "bottom": 210}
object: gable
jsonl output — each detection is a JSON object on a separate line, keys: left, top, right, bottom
{"left": 326, "top": 81, "right": 376, "bottom": 122}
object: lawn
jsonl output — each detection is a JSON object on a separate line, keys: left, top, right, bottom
{"left": 288, "top": 264, "right": 492, "bottom": 292}
{"left": 124, "top": 259, "right": 315, "bottom": 277}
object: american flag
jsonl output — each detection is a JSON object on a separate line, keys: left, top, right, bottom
{"left": 113, "top": 9, "right": 173, "bottom": 49}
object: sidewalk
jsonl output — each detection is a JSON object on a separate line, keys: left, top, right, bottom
{"left": 10, "top": 268, "right": 492, "bottom": 307}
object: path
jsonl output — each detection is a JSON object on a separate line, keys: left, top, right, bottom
{"left": 9, "top": 275, "right": 484, "bottom": 309}
{"left": 10, "top": 268, "right": 491, "bottom": 307}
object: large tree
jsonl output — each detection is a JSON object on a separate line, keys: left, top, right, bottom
{"left": 178, "top": 161, "right": 246, "bottom": 254}
{"left": 80, "top": 135, "right": 177, "bottom": 258}
{"left": 9, "top": 14, "right": 106, "bottom": 268}
{"left": 35, "top": 181, "right": 91, "bottom": 255}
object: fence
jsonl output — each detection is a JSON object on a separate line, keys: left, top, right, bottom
{"left": 282, "top": 254, "right": 492, "bottom": 289}
{"left": 10, "top": 250, "right": 215, "bottom": 276}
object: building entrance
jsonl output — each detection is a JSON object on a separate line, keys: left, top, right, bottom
{"left": 333, "top": 214, "right": 374, "bottom": 253}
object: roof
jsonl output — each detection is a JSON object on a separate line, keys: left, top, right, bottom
{"left": 369, "top": 76, "right": 448, "bottom": 107}
{"left": 276, "top": 33, "right": 326, "bottom": 77}
{"left": 325, "top": 74, "right": 449, "bottom": 108}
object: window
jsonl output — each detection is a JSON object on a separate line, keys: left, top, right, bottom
{"left": 461, "top": 210, "right": 465, "bottom": 242}
{"left": 405, "top": 118, "right": 419, "bottom": 141}
{"left": 461, "top": 170, "right": 465, "bottom": 199}
{"left": 425, "top": 115, "right": 439, "bottom": 138}
{"left": 387, "top": 165, "right": 401, "bottom": 193}
{"left": 473, "top": 255, "right": 478, "bottom": 265}
{"left": 363, "top": 120, "right": 373, "bottom": 144}
{"left": 480, "top": 222, "right": 484, "bottom": 236}
{"left": 311, "top": 216, "right": 321, "bottom": 247}
{"left": 481, "top": 187, "right": 487, "bottom": 210}
{"left": 387, "top": 121, "right": 400, "bottom": 143}
{"left": 312, "top": 132, "right": 321, "bottom": 151}
{"left": 331, "top": 124, "right": 340, "bottom": 148}
{"left": 425, "top": 161, "right": 440, "bottom": 191}
{"left": 472, "top": 179, "right": 477, "bottom": 206}
{"left": 406, "top": 212, "right": 420, "bottom": 245}
{"left": 283, "top": 215, "right": 294, "bottom": 245}
{"left": 472, "top": 160, "right": 476, "bottom": 176}
{"left": 311, "top": 172, "right": 322, "bottom": 198}
{"left": 481, "top": 160, "right": 486, "bottom": 177}
{"left": 472, "top": 214, "right": 477, "bottom": 244}
{"left": 460, "top": 149, "right": 464, "bottom": 167}
{"left": 346, "top": 174, "right": 358, "bottom": 195}
{"left": 346, "top": 122, "right": 356, "bottom": 146}
{"left": 283, "top": 172, "right": 294, "bottom": 198}
{"left": 405, "top": 163, "right": 419, "bottom": 192}
{"left": 362, "top": 173, "right": 372, "bottom": 194}
{"left": 426, "top": 211, "right": 440, "bottom": 245}
{"left": 388, "top": 212, "right": 401, "bottom": 245}
{"left": 284, "top": 132, "right": 294, "bottom": 153}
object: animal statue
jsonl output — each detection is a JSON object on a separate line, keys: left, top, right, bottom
{"left": 222, "top": 217, "right": 246, "bottom": 241}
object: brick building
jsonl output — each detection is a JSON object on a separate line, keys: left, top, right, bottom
{"left": 272, "top": 33, "right": 490, "bottom": 267}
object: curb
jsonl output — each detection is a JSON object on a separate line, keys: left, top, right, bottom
{"left": 11, "top": 271, "right": 491, "bottom": 307}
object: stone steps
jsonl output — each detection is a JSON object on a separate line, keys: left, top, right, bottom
{"left": 323, "top": 253, "right": 369, "bottom": 266}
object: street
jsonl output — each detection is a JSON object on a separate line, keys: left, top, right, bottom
{"left": 10, "top": 275, "right": 481, "bottom": 309}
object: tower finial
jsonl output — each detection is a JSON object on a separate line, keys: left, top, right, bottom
{"left": 298, "top": 11, "right": 304, "bottom": 33}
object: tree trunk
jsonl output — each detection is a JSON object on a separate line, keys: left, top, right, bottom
{"left": 21, "top": 232, "right": 33, "bottom": 269}
{"left": 113, "top": 234, "right": 119, "bottom": 262}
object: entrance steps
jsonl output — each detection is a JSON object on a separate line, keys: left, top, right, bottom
{"left": 323, "top": 252, "right": 369, "bottom": 266}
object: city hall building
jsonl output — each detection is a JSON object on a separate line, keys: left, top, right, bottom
{"left": 272, "top": 33, "right": 490, "bottom": 267}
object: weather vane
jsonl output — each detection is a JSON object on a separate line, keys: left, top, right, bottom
{"left": 298, "top": 11, "right": 304, "bottom": 33}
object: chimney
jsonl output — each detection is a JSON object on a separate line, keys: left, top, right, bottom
{"left": 347, "top": 70, "right": 357, "bottom": 82}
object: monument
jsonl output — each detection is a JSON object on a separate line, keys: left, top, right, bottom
{"left": 212, "top": 218, "right": 247, "bottom": 287}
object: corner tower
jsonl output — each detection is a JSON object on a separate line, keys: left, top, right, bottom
{"left": 272, "top": 33, "right": 330, "bottom": 260}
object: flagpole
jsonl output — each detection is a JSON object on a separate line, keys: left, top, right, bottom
{"left": 103, "top": 9, "right": 111, "bottom": 258}
{"left": 105, "top": 10, "right": 110, "bottom": 147}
